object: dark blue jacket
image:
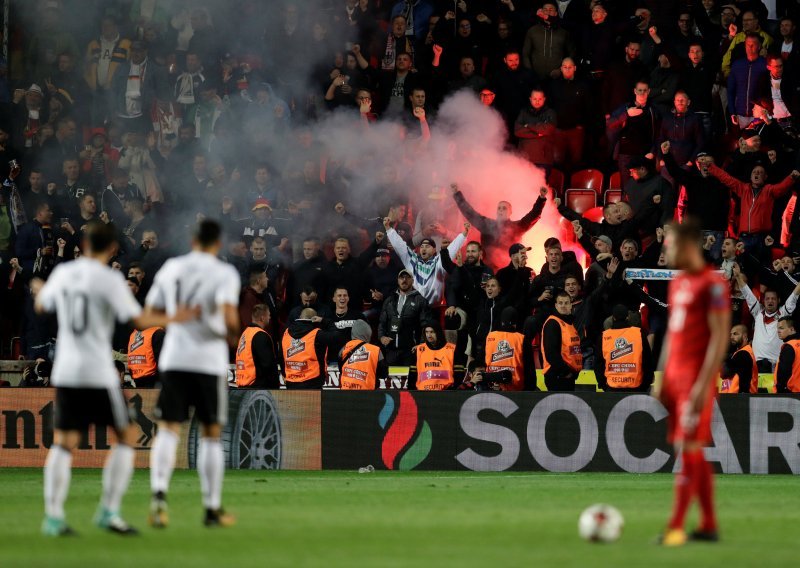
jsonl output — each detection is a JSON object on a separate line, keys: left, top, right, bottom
{"left": 14, "top": 219, "right": 46, "bottom": 273}
{"left": 727, "top": 57, "right": 768, "bottom": 117}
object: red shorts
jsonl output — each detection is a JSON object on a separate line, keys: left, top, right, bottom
{"left": 662, "top": 386, "right": 714, "bottom": 445}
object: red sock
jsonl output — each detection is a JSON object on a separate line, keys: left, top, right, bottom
{"left": 668, "top": 449, "right": 700, "bottom": 530}
{"left": 695, "top": 455, "right": 717, "bottom": 532}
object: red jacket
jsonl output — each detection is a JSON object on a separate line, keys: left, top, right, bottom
{"left": 709, "top": 164, "right": 795, "bottom": 234}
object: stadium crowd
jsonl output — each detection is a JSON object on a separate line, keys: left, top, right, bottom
{"left": 2, "top": 0, "right": 800, "bottom": 393}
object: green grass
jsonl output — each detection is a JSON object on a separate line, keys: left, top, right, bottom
{"left": 2, "top": 469, "right": 799, "bottom": 567}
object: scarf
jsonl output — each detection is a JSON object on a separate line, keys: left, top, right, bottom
{"left": 400, "top": 0, "right": 415, "bottom": 37}
{"left": 3, "top": 179, "right": 27, "bottom": 232}
{"left": 175, "top": 70, "right": 205, "bottom": 104}
{"left": 382, "top": 34, "right": 414, "bottom": 70}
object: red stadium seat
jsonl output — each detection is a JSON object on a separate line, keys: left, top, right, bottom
{"left": 565, "top": 189, "right": 597, "bottom": 214}
{"left": 583, "top": 206, "right": 605, "bottom": 223}
{"left": 570, "top": 169, "right": 604, "bottom": 194}
{"left": 608, "top": 171, "right": 622, "bottom": 189}
{"left": 604, "top": 189, "right": 623, "bottom": 204}
{"left": 548, "top": 168, "right": 565, "bottom": 195}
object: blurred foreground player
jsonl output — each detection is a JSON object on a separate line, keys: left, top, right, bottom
{"left": 145, "top": 220, "right": 241, "bottom": 528}
{"left": 655, "top": 219, "right": 731, "bottom": 546}
{"left": 34, "top": 223, "right": 194, "bottom": 536}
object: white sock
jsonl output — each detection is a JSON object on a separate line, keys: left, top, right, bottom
{"left": 102, "top": 444, "right": 134, "bottom": 513}
{"left": 150, "top": 429, "right": 179, "bottom": 495}
{"left": 198, "top": 438, "right": 224, "bottom": 510}
{"left": 44, "top": 445, "right": 72, "bottom": 519}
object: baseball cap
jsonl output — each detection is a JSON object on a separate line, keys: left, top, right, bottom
{"left": 508, "top": 243, "right": 531, "bottom": 256}
{"left": 375, "top": 248, "right": 390, "bottom": 257}
{"left": 419, "top": 238, "right": 435, "bottom": 248}
{"left": 27, "top": 83, "right": 43, "bottom": 96}
{"left": 398, "top": 269, "right": 413, "bottom": 278}
{"left": 252, "top": 198, "right": 272, "bottom": 211}
{"left": 595, "top": 235, "right": 613, "bottom": 248}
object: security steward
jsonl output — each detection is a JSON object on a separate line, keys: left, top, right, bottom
{"left": 235, "top": 303, "right": 280, "bottom": 388}
{"left": 127, "top": 326, "right": 165, "bottom": 388}
{"left": 720, "top": 324, "right": 758, "bottom": 394}
{"left": 281, "top": 308, "right": 337, "bottom": 389}
{"left": 484, "top": 307, "right": 530, "bottom": 391}
{"left": 540, "top": 290, "right": 582, "bottom": 391}
{"left": 412, "top": 322, "right": 459, "bottom": 390}
{"left": 339, "top": 320, "right": 387, "bottom": 390}
{"left": 595, "top": 304, "right": 654, "bottom": 392}
{"left": 775, "top": 316, "right": 800, "bottom": 393}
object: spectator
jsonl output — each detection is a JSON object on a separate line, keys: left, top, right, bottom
{"left": 622, "top": 155, "right": 674, "bottom": 236}
{"left": 378, "top": 268, "right": 431, "bottom": 366}
{"left": 109, "top": 40, "right": 165, "bottom": 134}
{"left": 602, "top": 39, "right": 647, "bottom": 116}
{"left": 522, "top": 3, "right": 574, "bottom": 79}
{"left": 451, "top": 184, "right": 547, "bottom": 269}
{"left": 444, "top": 240, "right": 493, "bottom": 329}
{"left": 607, "top": 80, "right": 660, "bottom": 186}
{"left": 549, "top": 57, "right": 591, "bottom": 174}
{"left": 734, "top": 267, "right": 800, "bottom": 371}
{"left": 384, "top": 217, "right": 468, "bottom": 306}
{"left": 679, "top": 42, "right": 716, "bottom": 143}
{"left": 495, "top": 243, "right": 533, "bottom": 319}
{"left": 661, "top": 142, "right": 728, "bottom": 260}
{"left": 491, "top": 49, "right": 538, "bottom": 132}
{"left": 658, "top": 92, "right": 704, "bottom": 173}
{"left": 327, "top": 287, "right": 367, "bottom": 362}
{"left": 707, "top": 162, "right": 798, "bottom": 253}
{"left": 514, "top": 88, "right": 557, "bottom": 173}
{"left": 727, "top": 34, "right": 768, "bottom": 128}
{"left": 84, "top": 16, "right": 131, "bottom": 126}
{"left": 722, "top": 11, "right": 773, "bottom": 78}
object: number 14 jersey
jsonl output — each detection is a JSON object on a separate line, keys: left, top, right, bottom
{"left": 145, "top": 251, "right": 240, "bottom": 376}
{"left": 38, "top": 258, "right": 142, "bottom": 388}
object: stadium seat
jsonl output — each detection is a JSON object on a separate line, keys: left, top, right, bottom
{"left": 608, "top": 171, "right": 622, "bottom": 189}
{"left": 570, "top": 169, "right": 604, "bottom": 194}
{"left": 583, "top": 206, "right": 605, "bottom": 223}
{"left": 565, "top": 189, "right": 597, "bottom": 214}
{"left": 547, "top": 168, "right": 565, "bottom": 196}
{"left": 604, "top": 189, "right": 623, "bottom": 204}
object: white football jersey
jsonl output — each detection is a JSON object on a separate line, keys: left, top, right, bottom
{"left": 38, "top": 258, "right": 142, "bottom": 388}
{"left": 145, "top": 251, "right": 240, "bottom": 375}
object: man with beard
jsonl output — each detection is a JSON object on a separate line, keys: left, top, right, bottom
{"left": 451, "top": 183, "right": 547, "bottom": 269}
{"left": 720, "top": 324, "right": 758, "bottom": 394}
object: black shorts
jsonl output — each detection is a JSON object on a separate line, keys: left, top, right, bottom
{"left": 55, "top": 386, "right": 131, "bottom": 432}
{"left": 156, "top": 371, "right": 227, "bottom": 425}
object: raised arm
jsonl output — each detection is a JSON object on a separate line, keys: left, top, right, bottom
{"left": 515, "top": 187, "right": 548, "bottom": 229}
{"left": 451, "top": 183, "right": 492, "bottom": 233}
{"left": 385, "top": 219, "right": 412, "bottom": 268}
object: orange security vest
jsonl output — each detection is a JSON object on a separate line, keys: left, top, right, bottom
{"left": 720, "top": 344, "right": 757, "bottom": 394}
{"left": 541, "top": 315, "right": 582, "bottom": 375}
{"left": 340, "top": 339, "right": 380, "bottom": 390}
{"left": 485, "top": 331, "right": 525, "bottom": 391}
{"left": 775, "top": 339, "right": 800, "bottom": 393}
{"left": 236, "top": 326, "right": 270, "bottom": 387}
{"left": 416, "top": 343, "right": 456, "bottom": 390}
{"left": 127, "top": 327, "right": 162, "bottom": 380}
{"left": 602, "top": 327, "right": 644, "bottom": 388}
{"left": 282, "top": 328, "right": 324, "bottom": 383}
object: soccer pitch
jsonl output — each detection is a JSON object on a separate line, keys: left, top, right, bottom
{"left": 3, "top": 469, "right": 799, "bottom": 568}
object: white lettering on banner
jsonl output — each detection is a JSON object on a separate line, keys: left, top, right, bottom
{"left": 704, "top": 402, "right": 743, "bottom": 474}
{"left": 455, "top": 395, "right": 520, "bottom": 471}
{"left": 625, "top": 268, "right": 725, "bottom": 281}
{"left": 526, "top": 395, "right": 599, "bottom": 472}
{"left": 606, "top": 395, "right": 670, "bottom": 473}
{"left": 749, "top": 397, "right": 800, "bottom": 474}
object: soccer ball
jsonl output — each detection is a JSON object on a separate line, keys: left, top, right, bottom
{"left": 578, "top": 504, "right": 624, "bottom": 543}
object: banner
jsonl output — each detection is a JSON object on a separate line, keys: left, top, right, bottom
{"left": 0, "top": 389, "right": 320, "bottom": 470}
{"left": 321, "top": 392, "right": 800, "bottom": 474}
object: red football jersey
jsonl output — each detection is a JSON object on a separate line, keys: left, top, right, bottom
{"left": 664, "top": 266, "right": 730, "bottom": 392}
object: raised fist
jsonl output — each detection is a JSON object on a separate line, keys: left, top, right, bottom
{"left": 660, "top": 141, "right": 670, "bottom": 154}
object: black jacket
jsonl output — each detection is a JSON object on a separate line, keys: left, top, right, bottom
{"left": 378, "top": 289, "right": 431, "bottom": 352}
